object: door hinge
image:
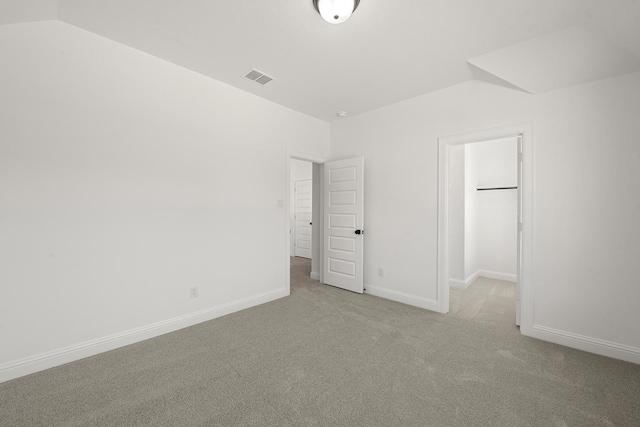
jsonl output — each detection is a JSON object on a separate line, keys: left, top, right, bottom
{"left": 518, "top": 222, "right": 523, "bottom": 232}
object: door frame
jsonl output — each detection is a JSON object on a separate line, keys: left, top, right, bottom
{"left": 437, "top": 123, "right": 534, "bottom": 335}
{"left": 285, "top": 150, "right": 328, "bottom": 295}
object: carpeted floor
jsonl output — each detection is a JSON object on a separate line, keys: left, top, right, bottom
{"left": 1, "top": 257, "right": 639, "bottom": 426}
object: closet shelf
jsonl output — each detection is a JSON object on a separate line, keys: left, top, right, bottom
{"left": 476, "top": 186, "right": 518, "bottom": 191}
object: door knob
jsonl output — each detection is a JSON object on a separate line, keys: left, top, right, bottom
{"left": 355, "top": 230, "right": 362, "bottom": 235}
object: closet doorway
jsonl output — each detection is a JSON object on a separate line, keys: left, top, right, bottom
{"left": 449, "top": 137, "right": 519, "bottom": 324}
{"left": 437, "top": 123, "right": 533, "bottom": 333}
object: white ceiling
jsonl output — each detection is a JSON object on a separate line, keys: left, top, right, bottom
{"left": 0, "top": 0, "right": 56, "bottom": 25}
{"left": 468, "top": 25, "right": 640, "bottom": 94}
{"left": 2, "top": 0, "right": 640, "bottom": 122}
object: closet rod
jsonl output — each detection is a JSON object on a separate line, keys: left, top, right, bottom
{"left": 476, "top": 186, "right": 518, "bottom": 191}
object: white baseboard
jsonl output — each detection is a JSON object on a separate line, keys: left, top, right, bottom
{"left": 478, "top": 270, "right": 517, "bottom": 283}
{"left": 364, "top": 284, "right": 440, "bottom": 312}
{"left": 465, "top": 270, "right": 480, "bottom": 287}
{"left": 465, "top": 269, "right": 516, "bottom": 286}
{"left": 310, "top": 271, "right": 319, "bottom": 281}
{"left": 449, "top": 278, "right": 467, "bottom": 289}
{"left": 0, "top": 288, "right": 288, "bottom": 384}
{"left": 529, "top": 324, "right": 640, "bottom": 365}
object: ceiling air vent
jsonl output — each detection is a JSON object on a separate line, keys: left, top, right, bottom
{"left": 243, "top": 69, "right": 274, "bottom": 86}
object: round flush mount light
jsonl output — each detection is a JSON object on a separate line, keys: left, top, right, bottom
{"left": 336, "top": 111, "right": 348, "bottom": 117}
{"left": 313, "top": 0, "right": 361, "bottom": 24}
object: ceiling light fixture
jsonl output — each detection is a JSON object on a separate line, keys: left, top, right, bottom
{"left": 313, "top": 0, "right": 360, "bottom": 24}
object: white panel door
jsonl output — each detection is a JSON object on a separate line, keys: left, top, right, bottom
{"left": 323, "top": 157, "right": 364, "bottom": 293}
{"left": 294, "top": 179, "right": 312, "bottom": 259}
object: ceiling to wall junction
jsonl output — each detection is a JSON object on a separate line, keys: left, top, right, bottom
{"left": 2, "top": 0, "right": 640, "bottom": 122}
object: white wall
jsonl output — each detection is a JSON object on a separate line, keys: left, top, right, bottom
{"left": 464, "top": 143, "right": 480, "bottom": 281}
{"left": 330, "top": 70, "right": 640, "bottom": 362}
{"left": 0, "top": 21, "right": 329, "bottom": 381}
{"left": 311, "top": 163, "right": 321, "bottom": 279}
{"left": 289, "top": 159, "right": 313, "bottom": 256}
{"left": 291, "top": 159, "right": 313, "bottom": 179}
{"left": 465, "top": 137, "right": 517, "bottom": 283}
{"left": 448, "top": 145, "right": 465, "bottom": 286}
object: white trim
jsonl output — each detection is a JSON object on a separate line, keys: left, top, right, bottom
{"left": 365, "top": 284, "right": 439, "bottom": 311}
{"left": 310, "top": 271, "right": 320, "bottom": 280}
{"left": 288, "top": 150, "right": 328, "bottom": 164}
{"left": 531, "top": 325, "right": 640, "bottom": 365}
{"left": 437, "top": 122, "right": 534, "bottom": 329}
{"left": 465, "top": 270, "right": 480, "bottom": 287}
{"left": 475, "top": 269, "right": 517, "bottom": 283}
{"left": 449, "top": 278, "right": 467, "bottom": 289}
{"left": 452, "top": 270, "right": 518, "bottom": 290}
{"left": 0, "top": 288, "right": 287, "bottom": 384}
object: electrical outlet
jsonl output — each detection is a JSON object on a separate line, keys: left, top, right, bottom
{"left": 378, "top": 267, "right": 385, "bottom": 277}
{"left": 190, "top": 286, "right": 199, "bottom": 299}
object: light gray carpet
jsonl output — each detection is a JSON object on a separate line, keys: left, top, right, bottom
{"left": 1, "top": 257, "right": 639, "bottom": 426}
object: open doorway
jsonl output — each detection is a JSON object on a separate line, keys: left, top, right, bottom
{"left": 285, "top": 152, "right": 365, "bottom": 295}
{"left": 285, "top": 152, "right": 327, "bottom": 295}
{"left": 290, "top": 159, "right": 313, "bottom": 259}
{"left": 437, "top": 123, "right": 533, "bottom": 334}
{"left": 448, "top": 137, "right": 519, "bottom": 325}
{"left": 289, "top": 158, "right": 319, "bottom": 290}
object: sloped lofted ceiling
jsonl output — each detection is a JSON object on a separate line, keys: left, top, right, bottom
{"left": 468, "top": 26, "right": 640, "bottom": 94}
{"left": 0, "top": 0, "right": 57, "bottom": 25}
{"left": 2, "top": 0, "right": 640, "bottom": 122}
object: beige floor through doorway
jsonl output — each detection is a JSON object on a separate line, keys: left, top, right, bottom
{"left": 449, "top": 277, "right": 517, "bottom": 329}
